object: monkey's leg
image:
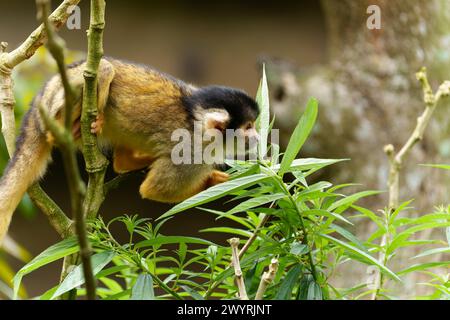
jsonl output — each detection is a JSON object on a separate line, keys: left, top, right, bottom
{"left": 139, "top": 159, "right": 227, "bottom": 203}
{"left": 113, "top": 146, "right": 154, "bottom": 173}
{"left": 88, "top": 60, "right": 115, "bottom": 135}
{"left": 64, "top": 59, "right": 115, "bottom": 139}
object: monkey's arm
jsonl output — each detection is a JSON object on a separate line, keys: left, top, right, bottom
{"left": 138, "top": 157, "right": 229, "bottom": 203}
{"left": 113, "top": 146, "right": 154, "bottom": 173}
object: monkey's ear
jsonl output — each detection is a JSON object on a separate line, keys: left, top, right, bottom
{"left": 203, "top": 110, "right": 230, "bottom": 131}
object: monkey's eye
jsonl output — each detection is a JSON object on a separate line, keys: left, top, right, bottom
{"left": 245, "top": 122, "right": 253, "bottom": 130}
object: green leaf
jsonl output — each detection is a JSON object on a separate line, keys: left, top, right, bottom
{"left": 181, "top": 286, "right": 204, "bottom": 300}
{"left": 200, "top": 227, "right": 252, "bottom": 237}
{"left": 178, "top": 242, "right": 187, "bottom": 262}
{"left": 96, "top": 265, "right": 129, "bottom": 279}
{"left": 327, "top": 190, "right": 382, "bottom": 212}
{"left": 307, "top": 282, "right": 323, "bottom": 300}
{"left": 278, "top": 98, "right": 318, "bottom": 176}
{"left": 389, "top": 200, "right": 414, "bottom": 223}
{"left": 393, "top": 222, "right": 450, "bottom": 245}
{"left": 420, "top": 164, "right": 450, "bottom": 170}
{"left": 275, "top": 265, "right": 302, "bottom": 300}
{"left": 51, "top": 251, "right": 116, "bottom": 299}
{"left": 290, "top": 242, "right": 309, "bottom": 256}
{"left": 320, "top": 234, "right": 400, "bottom": 281}
{"left": 303, "top": 209, "right": 353, "bottom": 225}
{"left": 13, "top": 237, "right": 79, "bottom": 299}
{"left": 412, "top": 247, "right": 450, "bottom": 259}
{"left": 351, "top": 205, "right": 384, "bottom": 230}
{"left": 398, "top": 261, "right": 450, "bottom": 276}
{"left": 330, "top": 224, "right": 367, "bottom": 253}
{"left": 296, "top": 275, "right": 313, "bottom": 300}
{"left": 158, "top": 174, "right": 269, "bottom": 220}
{"left": 221, "top": 193, "right": 285, "bottom": 218}
{"left": 273, "top": 158, "right": 347, "bottom": 173}
{"left": 256, "top": 63, "right": 270, "bottom": 159}
{"left": 198, "top": 208, "right": 254, "bottom": 229}
{"left": 131, "top": 274, "right": 155, "bottom": 300}
{"left": 136, "top": 236, "right": 215, "bottom": 248}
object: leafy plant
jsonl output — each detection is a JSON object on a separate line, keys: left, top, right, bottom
{"left": 12, "top": 66, "right": 404, "bottom": 300}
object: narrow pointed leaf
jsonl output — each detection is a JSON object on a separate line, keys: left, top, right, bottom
{"left": 158, "top": 174, "right": 269, "bottom": 220}
{"left": 320, "top": 234, "right": 400, "bottom": 281}
{"left": 278, "top": 98, "right": 318, "bottom": 176}
{"left": 51, "top": 251, "right": 116, "bottom": 299}
{"left": 136, "top": 236, "right": 215, "bottom": 248}
{"left": 131, "top": 274, "right": 155, "bottom": 300}
{"left": 221, "top": 193, "right": 285, "bottom": 217}
{"left": 13, "top": 237, "right": 79, "bottom": 299}
{"left": 256, "top": 64, "right": 270, "bottom": 159}
{"left": 327, "top": 190, "right": 382, "bottom": 212}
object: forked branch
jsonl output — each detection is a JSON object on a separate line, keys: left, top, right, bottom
{"left": 372, "top": 68, "right": 450, "bottom": 300}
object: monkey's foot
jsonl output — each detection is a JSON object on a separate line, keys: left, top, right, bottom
{"left": 91, "top": 113, "right": 104, "bottom": 135}
{"left": 46, "top": 131, "right": 55, "bottom": 145}
{"left": 72, "top": 120, "right": 81, "bottom": 140}
{"left": 208, "top": 170, "right": 229, "bottom": 187}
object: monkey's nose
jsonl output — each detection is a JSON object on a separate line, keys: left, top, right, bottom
{"left": 247, "top": 128, "right": 260, "bottom": 142}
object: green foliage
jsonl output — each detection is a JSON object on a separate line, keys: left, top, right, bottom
{"left": 9, "top": 67, "right": 449, "bottom": 300}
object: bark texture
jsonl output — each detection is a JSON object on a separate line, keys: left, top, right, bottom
{"left": 268, "top": 0, "right": 450, "bottom": 296}
{"left": 270, "top": 0, "right": 449, "bottom": 210}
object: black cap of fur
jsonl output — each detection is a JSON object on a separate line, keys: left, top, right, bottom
{"left": 182, "top": 86, "right": 260, "bottom": 129}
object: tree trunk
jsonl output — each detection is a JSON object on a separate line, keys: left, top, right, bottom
{"left": 268, "top": 0, "right": 450, "bottom": 296}
{"left": 270, "top": 0, "right": 449, "bottom": 210}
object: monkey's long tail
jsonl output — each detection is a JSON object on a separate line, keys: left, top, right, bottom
{"left": 0, "top": 108, "right": 52, "bottom": 243}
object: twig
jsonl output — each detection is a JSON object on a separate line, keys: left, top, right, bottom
{"left": 228, "top": 238, "right": 248, "bottom": 300}
{"left": 80, "top": 0, "right": 109, "bottom": 220}
{"left": 371, "top": 68, "right": 450, "bottom": 300}
{"left": 103, "top": 171, "right": 137, "bottom": 195}
{"left": 37, "top": 0, "right": 96, "bottom": 300}
{"left": 255, "top": 258, "right": 279, "bottom": 300}
{"left": 28, "top": 184, "right": 73, "bottom": 238}
{"left": 239, "top": 213, "right": 270, "bottom": 259}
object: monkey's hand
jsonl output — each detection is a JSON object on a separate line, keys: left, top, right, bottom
{"left": 207, "top": 170, "right": 229, "bottom": 187}
{"left": 91, "top": 113, "right": 104, "bottom": 135}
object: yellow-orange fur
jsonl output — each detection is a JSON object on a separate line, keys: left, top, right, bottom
{"left": 0, "top": 58, "right": 235, "bottom": 243}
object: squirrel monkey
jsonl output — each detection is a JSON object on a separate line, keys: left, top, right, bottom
{"left": 0, "top": 58, "right": 260, "bottom": 242}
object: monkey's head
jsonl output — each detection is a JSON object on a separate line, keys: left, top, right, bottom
{"left": 184, "top": 86, "right": 260, "bottom": 158}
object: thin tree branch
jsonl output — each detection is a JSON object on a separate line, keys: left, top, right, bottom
{"left": 204, "top": 208, "right": 272, "bottom": 299}
{"left": 255, "top": 258, "right": 278, "bottom": 300}
{"left": 37, "top": 0, "right": 96, "bottom": 300}
{"left": 228, "top": 237, "right": 248, "bottom": 300}
{"left": 80, "top": 0, "right": 109, "bottom": 221}
{"left": 103, "top": 171, "right": 137, "bottom": 195}
{"left": 371, "top": 68, "right": 450, "bottom": 300}
{"left": 239, "top": 213, "right": 270, "bottom": 259}
{"left": 28, "top": 184, "right": 73, "bottom": 238}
